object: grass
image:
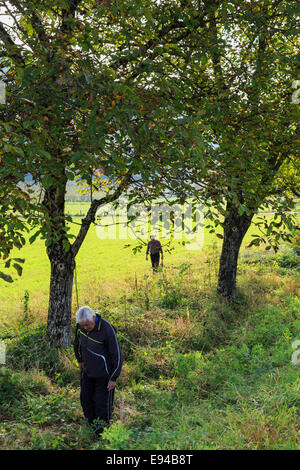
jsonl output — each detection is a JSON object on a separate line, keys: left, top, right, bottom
{"left": 0, "top": 204, "right": 299, "bottom": 450}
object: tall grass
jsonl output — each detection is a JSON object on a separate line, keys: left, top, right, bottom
{"left": 1, "top": 203, "right": 298, "bottom": 325}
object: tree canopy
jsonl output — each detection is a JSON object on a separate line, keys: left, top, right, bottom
{"left": 0, "top": 0, "right": 208, "bottom": 344}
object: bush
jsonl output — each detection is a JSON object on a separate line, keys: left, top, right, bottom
{"left": 98, "top": 421, "right": 132, "bottom": 450}
{"left": 277, "top": 251, "right": 300, "bottom": 269}
{"left": 290, "top": 231, "right": 300, "bottom": 256}
{"left": 0, "top": 367, "right": 53, "bottom": 418}
{"left": 131, "top": 343, "right": 175, "bottom": 380}
{"left": 157, "top": 267, "right": 191, "bottom": 310}
{"left": 0, "top": 368, "right": 28, "bottom": 416}
{"left": 5, "top": 325, "right": 78, "bottom": 385}
{"left": 11, "top": 390, "right": 78, "bottom": 426}
{"left": 241, "top": 304, "right": 296, "bottom": 348}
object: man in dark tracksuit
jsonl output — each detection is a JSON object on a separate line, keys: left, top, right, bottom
{"left": 74, "top": 306, "right": 122, "bottom": 436}
{"left": 146, "top": 235, "right": 163, "bottom": 272}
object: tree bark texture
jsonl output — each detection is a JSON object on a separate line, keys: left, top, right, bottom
{"left": 217, "top": 201, "right": 254, "bottom": 299}
{"left": 47, "top": 246, "right": 75, "bottom": 347}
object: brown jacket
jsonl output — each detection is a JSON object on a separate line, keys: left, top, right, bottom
{"left": 146, "top": 239, "right": 163, "bottom": 256}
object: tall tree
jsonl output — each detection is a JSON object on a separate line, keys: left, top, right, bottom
{"left": 0, "top": 0, "right": 208, "bottom": 345}
{"left": 158, "top": 0, "right": 299, "bottom": 298}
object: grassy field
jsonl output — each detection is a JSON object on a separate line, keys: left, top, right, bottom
{"left": 0, "top": 204, "right": 299, "bottom": 450}
{"left": 1, "top": 202, "right": 298, "bottom": 325}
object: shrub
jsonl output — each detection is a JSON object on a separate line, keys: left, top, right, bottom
{"left": 11, "top": 390, "right": 78, "bottom": 426}
{"left": 131, "top": 343, "right": 175, "bottom": 380}
{"left": 277, "top": 251, "right": 300, "bottom": 269}
{"left": 290, "top": 231, "right": 300, "bottom": 256}
{"left": 6, "top": 325, "right": 59, "bottom": 376}
{"left": 5, "top": 325, "right": 78, "bottom": 385}
{"left": 0, "top": 368, "right": 27, "bottom": 416}
{"left": 29, "top": 428, "right": 71, "bottom": 450}
{"left": 156, "top": 267, "right": 191, "bottom": 309}
{"left": 242, "top": 304, "right": 295, "bottom": 348}
{"left": 0, "top": 367, "right": 53, "bottom": 418}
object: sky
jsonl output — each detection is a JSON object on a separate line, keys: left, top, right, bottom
{"left": 0, "top": 5, "right": 17, "bottom": 44}
{"left": 0, "top": 5, "right": 18, "bottom": 86}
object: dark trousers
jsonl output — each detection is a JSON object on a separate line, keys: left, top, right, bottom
{"left": 150, "top": 252, "right": 160, "bottom": 271}
{"left": 80, "top": 372, "right": 114, "bottom": 433}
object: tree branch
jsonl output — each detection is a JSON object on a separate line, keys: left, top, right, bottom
{"left": 0, "top": 21, "right": 25, "bottom": 65}
{"left": 206, "top": 1, "right": 226, "bottom": 88}
{"left": 8, "top": 0, "right": 50, "bottom": 44}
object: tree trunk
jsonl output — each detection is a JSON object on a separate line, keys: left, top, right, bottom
{"left": 217, "top": 201, "right": 254, "bottom": 299}
{"left": 47, "top": 245, "right": 75, "bottom": 347}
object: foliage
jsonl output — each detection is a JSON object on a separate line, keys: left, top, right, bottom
{"left": 1, "top": 246, "right": 299, "bottom": 450}
{"left": 0, "top": 367, "right": 53, "bottom": 415}
{"left": 0, "top": 0, "right": 203, "bottom": 262}
{"left": 290, "top": 230, "right": 300, "bottom": 256}
{"left": 4, "top": 324, "right": 75, "bottom": 383}
{"left": 0, "top": 0, "right": 299, "bottom": 449}
{"left": 151, "top": 0, "right": 300, "bottom": 296}
{"left": 167, "top": 0, "right": 300, "bottom": 226}
{"left": 0, "top": 1, "right": 298, "bottom": 324}
{"left": 0, "top": 0, "right": 212, "bottom": 344}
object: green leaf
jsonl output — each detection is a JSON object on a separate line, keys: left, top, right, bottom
{"left": 65, "top": 170, "right": 75, "bottom": 181}
{"left": 13, "top": 262, "right": 23, "bottom": 276}
{"left": 237, "top": 205, "right": 244, "bottom": 216}
{"left": 39, "top": 149, "right": 52, "bottom": 159}
{"left": 29, "top": 230, "right": 41, "bottom": 244}
{"left": 42, "top": 175, "right": 56, "bottom": 189}
{"left": 62, "top": 239, "right": 70, "bottom": 252}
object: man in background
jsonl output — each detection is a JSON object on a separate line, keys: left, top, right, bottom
{"left": 146, "top": 235, "right": 163, "bottom": 272}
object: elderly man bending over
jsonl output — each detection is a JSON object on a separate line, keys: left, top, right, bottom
{"left": 74, "top": 305, "right": 122, "bottom": 436}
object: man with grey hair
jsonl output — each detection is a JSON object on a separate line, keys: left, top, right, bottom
{"left": 74, "top": 305, "right": 122, "bottom": 437}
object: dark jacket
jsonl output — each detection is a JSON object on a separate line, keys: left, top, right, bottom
{"left": 74, "top": 314, "right": 122, "bottom": 381}
{"left": 146, "top": 239, "right": 163, "bottom": 255}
